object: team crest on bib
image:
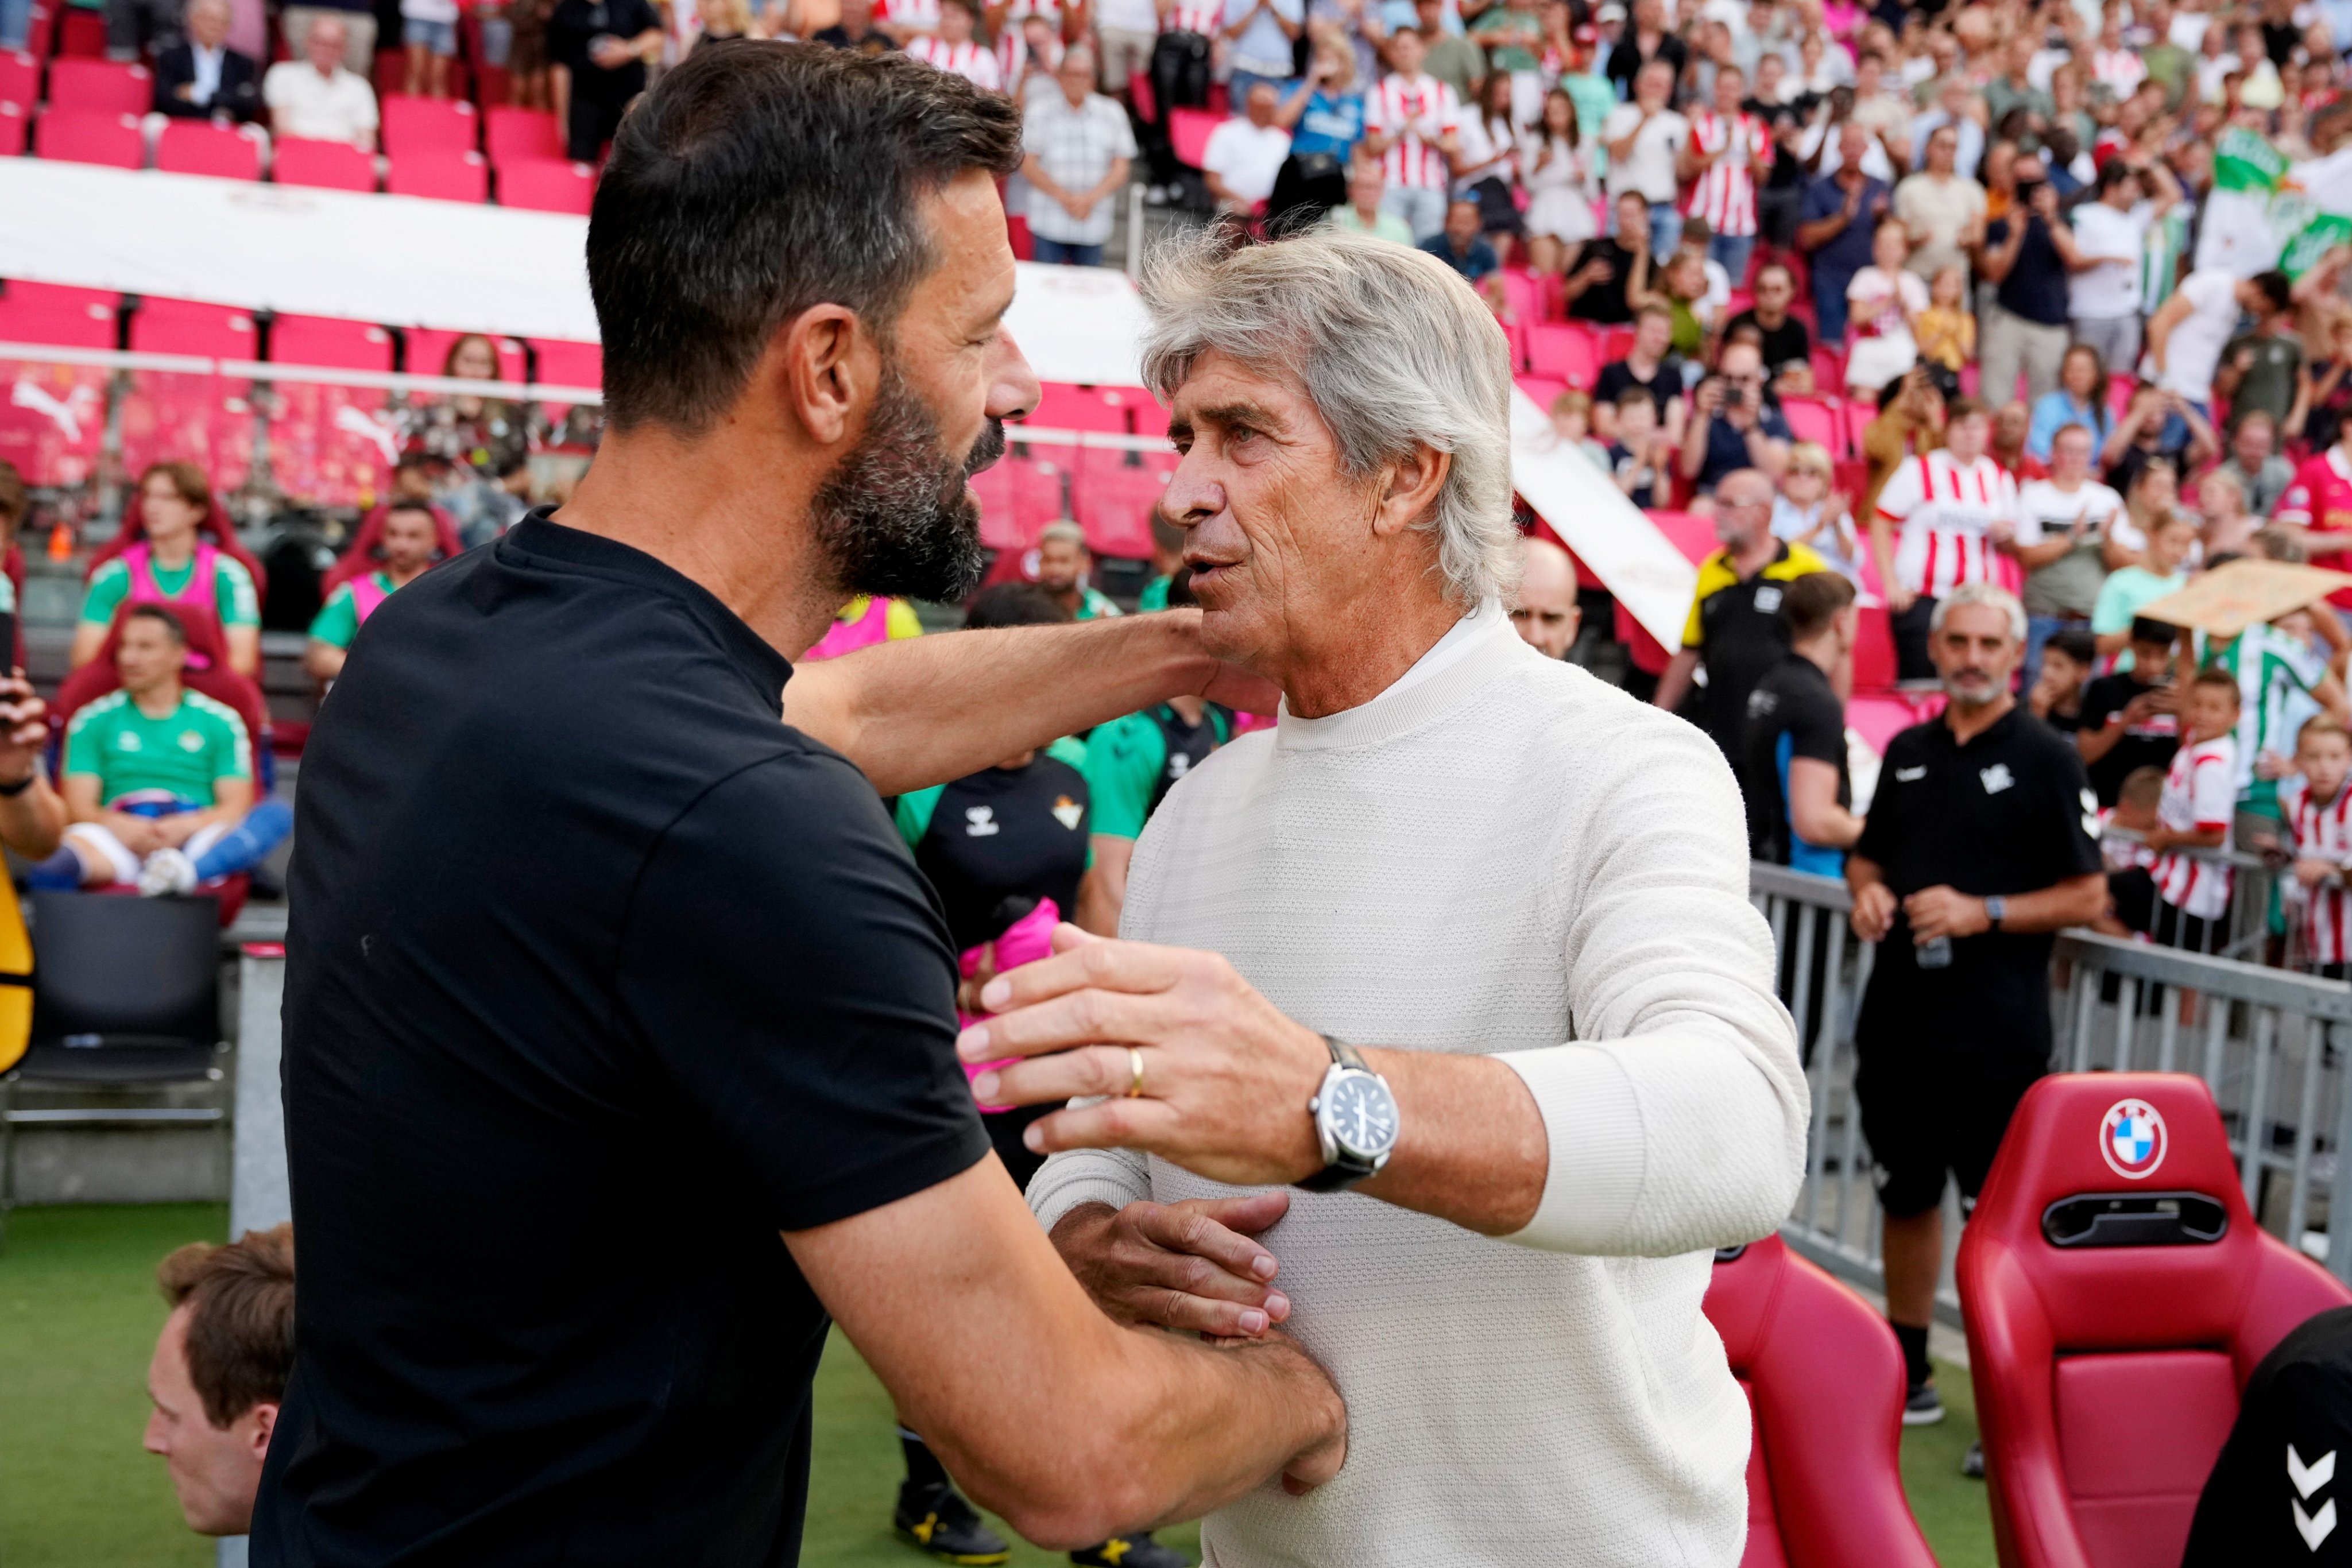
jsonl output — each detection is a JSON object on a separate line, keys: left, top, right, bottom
{"left": 1051, "top": 796, "right": 1083, "bottom": 830}
{"left": 2098, "top": 1098, "right": 2167, "bottom": 1179}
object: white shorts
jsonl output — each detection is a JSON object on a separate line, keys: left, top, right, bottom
{"left": 65, "top": 818, "right": 227, "bottom": 886}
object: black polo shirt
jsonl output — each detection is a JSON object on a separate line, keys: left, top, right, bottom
{"left": 1565, "top": 235, "right": 1638, "bottom": 325}
{"left": 1594, "top": 353, "right": 1685, "bottom": 423}
{"left": 258, "top": 513, "right": 988, "bottom": 1566}
{"left": 1852, "top": 704, "right": 2103, "bottom": 1071}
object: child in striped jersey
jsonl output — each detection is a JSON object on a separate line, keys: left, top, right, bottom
{"left": 2145, "top": 668, "right": 2242, "bottom": 953}
{"left": 2282, "top": 715, "right": 2352, "bottom": 975}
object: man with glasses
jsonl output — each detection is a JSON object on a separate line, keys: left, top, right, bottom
{"left": 1678, "top": 339, "right": 1793, "bottom": 500}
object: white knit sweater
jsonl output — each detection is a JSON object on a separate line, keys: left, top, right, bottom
{"left": 1028, "top": 604, "right": 1809, "bottom": 1567}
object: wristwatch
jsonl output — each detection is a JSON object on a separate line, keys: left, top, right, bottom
{"left": 1297, "top": 1036, "right": 1401, "bottom": 1194}
{"left": 1983, "top": 895, "right": 2009, "bottom": 930}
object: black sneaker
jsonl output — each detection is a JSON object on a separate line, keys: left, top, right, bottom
{"left": 1902, "top": 1380, "right": 1945, "bottom": 1426}
{"left": 894, "top": 1481, "right": 1011, "bottom": 1565}
{"left": 1071, "top": 1534, "right": 1192, "bottom": 1567}
{"left": 1962, "top": 1439, "right": 1984, "bottom": 1478}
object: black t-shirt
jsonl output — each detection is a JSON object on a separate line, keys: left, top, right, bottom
{"left": 1604, "top": 30, "right": 1687, "bottom": 96}
{"left": 1689, "top": 543, "right": 1811, "bottom": 780}
{"left": 1725, "top": 308, "right": 1812, "bottom": 377}
{"left": 914, "top": 753, "right": 1091, "bottom": 952}
{"left": 1744, "top": 652, "right": 1849, "bottom": 868}
{"left": 1853, "top": 706, "right": 2103, "bottom": 1069}
{"left": 547, "top": 0, "right": 663, "bottom": 99}
{"left": 813, "top": 21, "right": 895, "bottom": 50}
{"left": 258, "top": 514, "right": 988, "bottom": 1566}
{"left": 1984, "top": 212, "right": 2071, "bottom": 327}
{"left": 1594, "top": 354, "right": 1684, "bottom": 422}
{"left": 2079, "top": 670, "right": 2181, "bottom": 806}
{"left": 1565, "top": 236, "right": 1637, "bottom": 325}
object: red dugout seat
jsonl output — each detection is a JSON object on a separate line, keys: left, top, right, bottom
{"left": 322, "top": 505, "right": 463, "bottom": 594}
{"left": 264, "top": 315, "right": 398, "bottom": 508}
{"left": 46, "top": 57, "right": 148, "bottom": 114}
{"left": 85, "top": 482, "right": 268, "bottom": 602}
{"left": 1959, "top": 1073, "right": 2352, "bottom": 1568}
{"left": 154, "top": 119, "right": 262, "bottom": 180}
{"left": 380, "top": 94, "right": 478, "bottom": 157}
{"left": 272, "top": 136, "right": 376, "bottom": 192}
{"left": 386, "top": 149, "right": 489, "bottom": 203}
{"left": 0, "top": 49, "right": 37, "bottom": 111}
{"left": 496, "top": 157, "right": 594, "bottom": 214}
{"left": 483, "top": 104, "right": 560, "bottom": 165}
{"left": 1070, "top": 450, "right": 1165, "bottom": 562}
{"left": 1703, "top": 1236, "right": 1939, "bottom": 1568}
{"left": 33, "top": 107, "right": 142, "bottom": 168}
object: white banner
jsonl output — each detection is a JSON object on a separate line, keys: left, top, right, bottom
{"left": 1506, "top": 385, "right": 1697, "bottom": 648}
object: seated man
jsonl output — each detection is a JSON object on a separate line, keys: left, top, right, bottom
{"left": 1591, "top": 301, "right": 1685, "bottom": 444}
{"left": 305, "top": 500, "right": 442, "bottom": 683}
{"left": 38, "top": 606, "right": 291, "bottom": 898}
{"left": 1202, "top": 81, "right": 1293, "bottom": 215}
{"left": 262, "top": 15, "right": 379, "bottom": 151}
{"left": 144, "top": 1224, "right": 295, "bottom": 1539}
{"left": 153, "top": 0, "right": 262, "bottom": 122}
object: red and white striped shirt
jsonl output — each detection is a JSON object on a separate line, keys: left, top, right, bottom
{"left": 1164, "top": 0, "right": 1222, "bottom": 33}
{"left": 2281, "top": 773, "right": 2352, "bottom": 965}
{"left": 907, "top": 34, "right": 1004, "bottom": 89}
{"left": 880, "top": 0, "right": 942, "bottom": 31}
{"left": 1366, "top": 72, "right": 1459, "bottom": 191}
{"left": 1681, "top": 109, "right": 1770, "bottom": 238}
{"left": 2153, "top": 735, "right": 2237, "bottom": 922}
{"left": 997, "top": 26, "right": 1062, "bottom": 87}
{"left": 1873, "top": 451, "right": 2020, "bottom": 597}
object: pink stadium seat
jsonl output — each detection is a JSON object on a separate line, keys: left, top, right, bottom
{"left": 129, "top": 297, "right": 258, "bottom": 358}
{"left": 273, "top": 136, "right": 376, "bottom": 192}
{"left": 1840, "top": 400, "right": 1874, "bottom": 460}
{"left": 1526, "top": 323, "right": 1601, "bottom": 388}
{"left": 388, "top": 149, "right": 489, "bottom": 203}
{"left": 1127, "top": 69, "right": 1153, "bottom": 122}
{"left": 0, "top": 298, "right": 115, "bottom": 348}
{"left": 1005, "top": 212, "right": 1032, "bottom": 260}
{"left": 1022, "top": 382, "right": 1129, "bottom": 435}
{"left": 525, "top": 336, "right": 601, "bottom": 389}
{"left": 56, "top": 6, "right": 103, "bottom": 56}
{"left": 47, "top": 57, "right": 148, "bottom": 114}
{"left": 380, "top": 93, "right": 478, "bottom": 157}
{"left": 969, "top": 454, "right": 1063, "bottom": 556}
{"left": 483, "top": 104, "right": 561, "bottom": 165}
{"left": 33, "top": 108, "right": 142, "bottom": 168}
{"left": 269, "top": 314, "right": 394, "bottom": 370}
{"left": 2, "top": 280, "right": 118, "bottom": 313}
{"left": 154, "top": 119, "right": 262, "bottom": 180}
{"left": 0, "top": 49, "right": 36, "bottom": 111}
{"left": 1070, "top": 451, "right": 1165, "bottom": 560}
{"left": 0, "top": 101, "right": 22, "bottom": 156}
{"left": 1780, "top": 395, "right": 1841, "bottom": 456}
{"left": 1513, "top": 374, "right": 1567, "bottom": 411}
{"left": 1496, "top": 268, "right": 1537, "bottom": 327}
{"left": 497, "top": 157, "right": 594, "bottom": 214}
{"left": 1596, "top": 325, "right": 1637, "bottom": 363}
{"left": 404, "top": 327, "right": 525, "bottom": 381}
{"left": 22, "top": 2, "right": 51, "bottom": 60}
{"left": 1166, "top": 106, "right": 1219, "bottom": 169}
{"left": 2107, "top": 371, "right": 2136, "bottom": 419}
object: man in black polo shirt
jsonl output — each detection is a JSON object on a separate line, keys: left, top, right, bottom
{"left": 1746, "top": 570, "right": 1863, "bottom": 875}
{"left": 257, "top": 47, "right": 1344, "bottom": 1568}
{"left": 1847, "top": 582, "right": 2106, "bottom": 1427}
{"left": 1975, "top": 155, "right": 2071, "bottom": 409}
{"left": 2078, "top": 617, "right": 2183, "bottom": 806}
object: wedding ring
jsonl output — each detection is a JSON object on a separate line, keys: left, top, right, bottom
{"left": 1125, "top": 1046, "right": 1146, "bottom": 1098}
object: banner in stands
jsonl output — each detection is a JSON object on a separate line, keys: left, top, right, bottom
{"left": 1506, "top": 386, "right": 1697, "bottom": 649}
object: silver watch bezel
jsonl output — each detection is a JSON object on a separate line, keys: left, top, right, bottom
{"left": 1309, "top": 1060, "right": 1401, "bottom": 1171}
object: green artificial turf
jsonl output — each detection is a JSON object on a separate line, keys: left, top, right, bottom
{"left": 0, "top": 1203, "right": 1995, "bottom": 1568}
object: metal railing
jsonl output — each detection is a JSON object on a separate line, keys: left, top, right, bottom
{"left": 1749, "top": 862, "right": 2352, "bottom": 1318}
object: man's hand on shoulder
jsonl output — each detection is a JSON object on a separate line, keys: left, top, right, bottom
{"left": 1051, "top": 1192, "right": 1294, "bottom": 1338}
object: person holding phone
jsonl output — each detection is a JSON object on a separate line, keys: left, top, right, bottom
{"left": 2013, "top": 421, "right": 2129, "bottom": 687}
{"left": 1678, "top": 339, "right": 1792, "bottom": 499}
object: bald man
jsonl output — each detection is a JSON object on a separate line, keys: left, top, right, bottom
{"left": 1512, "top": 536, "right": 1582, "bottom": 660}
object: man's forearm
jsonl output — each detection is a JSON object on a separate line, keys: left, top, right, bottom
{"left": 786, "top": 611, "right": 1242, "bottom": 796}
{"left": 1354, "top": 1047, "right": 1546, "bottom": 1234}
{"left": 1997, "top": 873, "right": 2109, "bottom": 932}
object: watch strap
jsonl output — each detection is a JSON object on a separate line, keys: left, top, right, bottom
{"left": 1324, "top": 1034, "right": 1368, "bottom": 1073}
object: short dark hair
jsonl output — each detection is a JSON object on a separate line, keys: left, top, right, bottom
{"left": 383, "top": 499, "right": 438, "bottom": 526}
{"left": 589, "top": 42, "right": 1023, "bottom": 434}
{"left": 2250, "top": 269, "right": 2294, "bottom": 313}
{"left": 2046, "top": 625, "right": 2098, "bottom": 669}
{"left": 2119, "top": 765, "right": 2165, "bottom": 810}
{"left": 157, "top": 1224, "right": 295, "bottom": 1427}
{"left": 964, "top": 582, "right": 1073, "bottom": 628}
{"left": 2129, "top": 616, "right": 2177, "bottom": 648}
{"left": 123, "top": 603, "right": 187, "bottom": 645}
{"left": 2192, "top": 666, "right": 2243, "bottom": 705}
{"left": 1780, "top": 568, "right": 1855, "bottom": 640}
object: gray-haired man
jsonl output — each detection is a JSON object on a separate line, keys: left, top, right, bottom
{"left": 964, "top": 229, "right": 1808, "bottom": 1566}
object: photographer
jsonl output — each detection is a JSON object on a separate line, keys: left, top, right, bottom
{"left": 1678, "top": 340, "right": 1793, "bottom": 499}
{"left": 1974, "top": 153, "right": 2072, "bottom": 408}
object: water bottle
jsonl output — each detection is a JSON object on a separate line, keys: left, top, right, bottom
{"left": 1916, "top": 935, "right": 1953, "bottom": 969}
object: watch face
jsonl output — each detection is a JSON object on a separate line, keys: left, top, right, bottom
{"left": 1325, "top": 1071, "right": 1400, "bottom": 1160}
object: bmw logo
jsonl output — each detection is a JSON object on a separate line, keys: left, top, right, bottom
{"left": 2099, "top": 1098, "right": 2168, "bottom": 1180}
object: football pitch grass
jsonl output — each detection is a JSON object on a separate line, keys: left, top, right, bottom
{"left": 0, "top": 1203, "right": 1992, "bottom": 1567}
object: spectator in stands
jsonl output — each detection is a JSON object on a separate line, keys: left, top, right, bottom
{"left": 1022, "top": 47, "right": 1137, "bottom": 267}
{"left": 402, "top": 0, "right": 461, "bottom": 98}
{"left": 154, "top": 0, "right": 261, "bottom": 122}
{"left": 813, "top": 0, "right": 892, "bottom": 51}
{"left": 1266, "top": 40, "right": 1361, "bottom": 224}
{"left": 1724, "top": 261, "right": 1812, "bottom": 390}
{"left": 2092, "top": 509, "right": 2197, "bottom": 660}
{"left": 1989, "top": 400, "right": 2044, "bottom": 483}
{"left": 1328, "top": 154, "right": 1413, "bottom": 242}
{"left": 2028, "top": 624, "right": 2096, "bottom": 736}
{"left": 1562, "top": 189, "right": 1655, "bottom": 328}
{"left": 1036, "top": 520, "right": 1121, "bottom": 619}
{"left": 408, "top": 335, "right": 527, "bottom": 539}
{"left": 1744, "top": 568, "right": 1863, "bottom": 873}
{"left": 1592, "top": 300, "right": 1682, "bottom": 441}
{"left": 2142, "top": 667, "right": 2243, "bottom": 952}
{"left": 1361, "top": 26, "right": 1459, "bottom": 243}
{"left": 2066, "top": 156, "right": 2180, "bottom": 377}
{"left": 264, "top": 14, "right": 380, "bottom": 152}
{"left": 1419, "top": 197, "right": 1503, "bottom": 298}
{"left": 144, "top": 1225, "right": 293, "bottom": 1539}
{"left": 1796, "top": 121, "right": 1890, "bottom": 346}
{"left": 2081, "top": 617, "right": 2184, "bottom": 806}
{"left": 1509, "top": 533, "right": 1580, "bottom": 660}
{"left": 1913, "top": 262, "right": 1975, "bottom": 376}
{"left": 2025, "top": 344, "right": 2113, "bottom": 466}
{"left": 1654, "top": 467, "right": 1826, "bottom": 789}
{"left": 1771, "top": 441, "right": 1860, "bottom": 578}
{"left": 904, "top": 0, "right": 1001, "bottom": 89}
{"left": 1677, "top": 60, "right": 1770, "bottom": 284}
{"left": 1603, "top": 0, "right": 1686, "bottom": 101}
{"left": 2198, "top": 470, "right": 2261, "bottom": 560}
{"left": 2278, "top": 715, "right": 2352, "bottom": 972}
{"left": 548, "top": 0, "right": 662, "bottom": 161}
{"left": 1892, "top": 122, "right": 1984, "bottom": 291}
{"left": 1204, "top": 80, "right": 1293, "bottom": 216}
{"left": 2216, "top": 409, "right": 2295, "bottom": 519}
{"left": 2274, "top": 411, "right": 2352, "bottom": 574}
{"left": 2014, "top": 421, "right": 2126, "bottom": 683}
{"left": 1220, "top": 0, "right": 1302, "bottom": 109}
{"left": 280, "top": 0, "right": 376, "bottom": 72}
{"left": 1842, "top": 217, "right": 1927, "bottom": 397}
{"left": 1602, "top": 59, "right": 1689, "bottom": 257}
{"left": 1603, "top": 388, "right": 1668, "bottom": 506}
{"left": 2203, "top": 601, "right": 2350, "bottom": 848}
{"left": 40, "top": 606, "right": 291, "bottom": 899}
{"left": 1680, "top": 339, "right": 1792, "bottom": 499}
{"left": 305, "top": 501, "right": 443, "bottom": 684}
{"left": 2149, "top": 268, "right": 2295, "bottom": 433}
{"left": 1870, "top": 394, "right": 2015, "bottom": 681}
{"left": 73, "top": 462, "right": 262, "bottom": 680}
{"left": 1520, "top": 87, "right": 1596, "bottom": 278}
{"left": 1847, "top": 582, "right": 2106, "bottom": 1426}
{"left": 2104, "top": 385, "right": 2215, "bottom": 498}
{"left": 1975, "top": 157, "right": 2072, "bottom": 410}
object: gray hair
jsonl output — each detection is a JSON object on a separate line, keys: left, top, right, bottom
{"left": 1039, "top": 519, "right": 1086, "bottom": 547}
{"left": 1136, "top": 227, "right": 1519, "bottom": 607}
{"left": 1929, "top": 581, "right": 2026, "bottom": 642}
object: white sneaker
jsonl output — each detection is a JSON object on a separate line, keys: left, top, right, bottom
{"left": 137, "top": 848, "right": 198, "bottom": 898}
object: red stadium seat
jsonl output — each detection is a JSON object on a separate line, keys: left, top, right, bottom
{"left": 404, "top": 327, "right": 525, "bottom": 381}
{"left": 1702, "top": 1237, "right": 1939, "bottom": 1568}
{"left": 1513, "top": 374, "right": 1567, "bottom": 411}
{"left": 525, "top": 336, "right": 600, "bottom": 390}
{"left": 269, "top": 313, "right": 394, "bottom": 370}
{"left": 0, "top": 297, "right": 115, "bottom": 348}
{"left": 1780, "top": 395, "right": 1842, "bottom": 456}
{"left": 1023, "top": 382, "right": 1130, "bottom": 435}
{"left": 387, "top": 148, "right": 489, "bottom": 203}
{"left": 1850, "top": 601, "right": 1895, "bottom": 694}
{"left": 130, "top": 297, "right": 258, "bottom": 358}
{"left": 2, "top": 280, "right": 118, "bottom": 313}
{"left": 1959, "top": 1073, "right": 2352, "bottom": 1568}
{"left": 1527, "top": 323, "right": 1600, "bottom": 388}
{"left": 380, "top": 92, "right": 478, "bottom": 156}
{"left": 497, "top": 157, "right": 594, "bottom": 214}
{"left": 0, "top": 50, "right": 37, "bottom": 111}
{"left": 1166, "top": 106, "right": 1218, "bottom": 169}
{"left": 23, "top": 2, "right": 51, "bottom": 60}
{"left": 46, "top": 56, "right": 148, "bottom": 114}
{"left": 154, "top": 119, "right": 262, "bottom": 180}
{"left": 1597, "top": 325, "right": 1637, "bottom": 363}
{"left": 1070, "top": 450, "right": 1165, "bottom": 561}
{"left": 56, "top": 6, "right": 103, "bottom": 57}
{"left": 1840, "top": 400, "right": 1875, "bottom": 462}
{"left": 0, "top": 353, "right": 108, "bottom": 484}
{"left": 483, "top": 104, "right": 560, "bottom": 165}
{"left": 272, "top": 136, "right": 376, "bottom": 192}
{"left": 0, "top": 100, "right": 22, "bottom": 156}
{"left": 323, "top": 505, "right": 463, "bottom": 597}
{"left": 33, "top": 108, "right": 142, "bottom": 168}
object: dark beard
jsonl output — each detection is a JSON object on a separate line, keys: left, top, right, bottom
{"left": 808, "top": 367, "right": 1000, "bottom": 603}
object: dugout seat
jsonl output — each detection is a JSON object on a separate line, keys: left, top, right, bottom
{"left": 320, "top": 504, "right": 464, "bottom": 594}
{"left": 154, "top": 119, "right": 263, "bottom": 180}
{"left": 1958, "top": 1072, "right": 2352, "bottom": 1568}
{"left": 386, "top": 149, "right": 490, "bottom": 203}
{"left": 1703, "top": 1236, "right": 1939, "bottom": 1568}
{"left": 272, "top": 135, "right": 376, "bottom": 192}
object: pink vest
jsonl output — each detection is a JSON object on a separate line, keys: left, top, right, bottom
{"left": 803, "top": 596, "right": 893, "bottom": 661}
{"left": 348, "top": 572, "right": 394, "bottom": 625}
{"left": 958, "top": 897, "right": 1060, "bottom": 1112}
{"left": 126, "top": 540, "right": 220, "bottom": 615}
